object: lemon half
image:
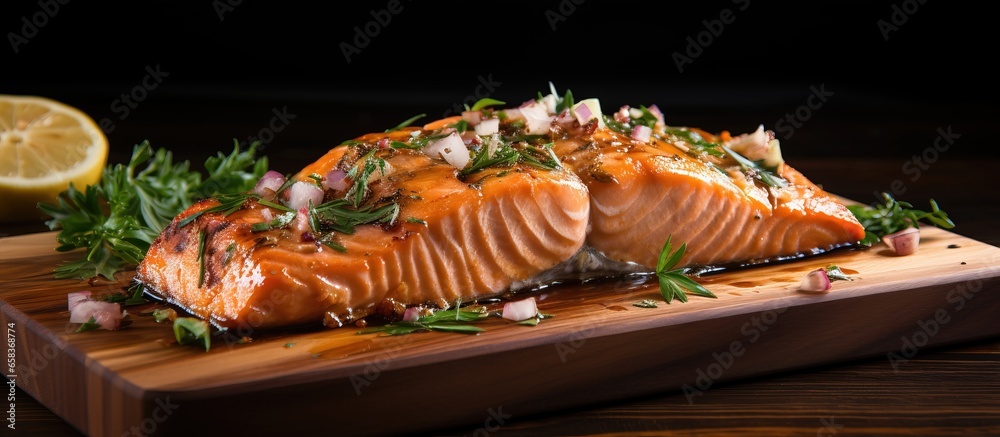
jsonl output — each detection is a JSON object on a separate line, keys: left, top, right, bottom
{"left": 0, "top": 95, "right": 109, "bottom": 223}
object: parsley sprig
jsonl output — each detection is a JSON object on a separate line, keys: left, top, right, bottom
{"left": 847, "top": 192, "right": 955, "bottom": 245}
{"left": 655, "top": 235, "right": 717, "bottom": 304}
{"left": 38, "top": 141, "right": 268, "bottom": 280}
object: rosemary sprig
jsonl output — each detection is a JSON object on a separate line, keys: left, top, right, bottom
{"left": 358, "top": 305, "right": 489, "bottom": 336}
{"left": 722, "top": 146, "right": 787, "bottom": 188}
{"left": 386, "top": 113, "right": 426, "bottom": 132}
{"left": 655, "top": 235, "right": 717, "bottom": 304}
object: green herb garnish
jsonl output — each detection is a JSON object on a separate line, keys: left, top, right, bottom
{"left": 251, "top": 211, "right": 296, "bottom": 232}
{"left": 825, "top": 265, "right": 854, "bottom": 282}
{"left": 38, "top": 141, "right": 267, "bottom": 280}
{"left": 102, "top": 282, "right": 149, "bottom": 306}
{"left": 196, "top": 230, "right": 208, "bottom": 288}
{"left": 358, "top": 305, "right": 489, "bottom": 336}
{"left": 386, "top": 113, "right": 426, "bottom": 132}
{"left": 470, "top": 98, "right": 506, "bottom": 112}
{"left": 847, "top": 192, "right": 955, "bottom": 246}
{"left": 173, "top": 317, "right": 211, "bottom": 351}
{"left": 406, "top": 217, "right": 427, "bottom": 225}
{"left": 655, "top": 235, "right": 717, "bottom": 304}
{"left": 74, "top": 316, "right": 101, "bottom": 333}
{"left": 722, "top": 146, "right": 788, "bottom": 188}
{"left": 345, "top": 150, "right": 389, "bottom": 207}
{"left": 633, "top": 299, "right": 659, "bottom": 308}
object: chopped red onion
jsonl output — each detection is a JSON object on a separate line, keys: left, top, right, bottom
{"left": 68, "top": 291, "right": 92, "bottom": 312}
{"left": 70, "top": 300, "right": 123, "bottom": 330}
{"left": 882, "top": 227, "right": 920, "bottom": 256}
{"left": 254, "top": 171, "right": 286, "bottom": 198}
{"left": 286, "top": 181, "right": 324, "bottom": 211}
{"left": 261, "top": 208, "right": 274, "bottom": 222}
{"left": 502, "top": 297, "right": 538, "bottom": 322}
{"left": 572, "top": 99, "right": 604, "bottom": 127}
{"left": 631, "top": 125, "right": 652, "bottom": 142}
{"left": 376, "top": 137, "right": 391, "bottom": 150}
{"left": 799, "top": 268, "right": 832, "bottom": 293}
{"left": 424, "top": 131, "right": 470, "bottom": 169}
{"left": 323, "top": 169, "right": 350, "bottom": 191}
{"left": 402, "top": 307, "right": 421, "bottom": 322}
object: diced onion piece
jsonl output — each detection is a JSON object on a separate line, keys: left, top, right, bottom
{"left": 631, "top": 125, "right": 652, "bottom": 142}
{"left": 541, "top": 93, "right": 559, "bottom": 114}
{"left": 286, "top": 181, "right": 324, "bottom": 211}
{"left": 293, "top": 206, "right": 312, "bottom": 234}
{"left": 70, "top": 300, "right": 123, "bottom": 330}
{"left": 727, "top": 124, "right": 769, "bottom": 161}
{"left": 254, "top": 171, "right": 286, "bottom": 199}
{"left": 68, "top": 291, "right": 92, "bottom": 312}
{"left": 799, "top": 268, "right": 832, "bottom": 293}
{"left": 572, "top": 98, "right": 605, "bottom": 128}
{"left": 323, "top": 169, "right": 350, "bottom": 191}
{"left": 462, "top": 110, "right": 483, "bottom": 126}
{"left": 402, "top": 307, "right": 421, "bottom": 323}
{"left": 502, "top": 297, "right": 538, "bottom": 322}
{"left": 424, "top": 131, "right": 470, "bottom": 169}
{"left": 648, "top": 104, "right": 665, "bottom": 125}
{"left": 520, "top": 103, "right": 554, "bottom": 135}
{"left": 474, "top": 118, "right": 500, "bottom": 136}
{"left": 629, "top": 107, "right": 643, "bottom": 119}
{"left": 882, "top": 227, "right": 920, "bottom": 256}
{"left": 763, "top": 138, "right": 784, "bottom": 168}
{"left": 501, "top": 108, "right": 523, "bottom": 121}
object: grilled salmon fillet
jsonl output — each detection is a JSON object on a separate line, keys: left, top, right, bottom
{"left": 136, "top": 90, "right": 865, "bottom": 330}
{"left": 136, "top": 127, "right": 590, "bottom": 329}
{"left": 551, "top": 126, "right": 865, "bottom": 269}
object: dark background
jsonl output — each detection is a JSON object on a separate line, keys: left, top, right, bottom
{"left": 2, "top": 0, "right": 995, "bottom": 238}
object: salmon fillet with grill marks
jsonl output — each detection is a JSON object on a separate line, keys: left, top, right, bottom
{"left": 136, "top": 127, "right": 590, "bottom": 329}
{"left": 551, "top": 126, "right": 865, "bottom": 269}
{"left": 136, "top": 90, "right": 865, "bottom": 331}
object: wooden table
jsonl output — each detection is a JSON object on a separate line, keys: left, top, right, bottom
{"left": 4, "top": 157, "right": 997, "bottom": 436}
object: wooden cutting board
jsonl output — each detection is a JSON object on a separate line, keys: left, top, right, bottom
{"left": 2, "top": 227, "right": 999, "bottom": 437}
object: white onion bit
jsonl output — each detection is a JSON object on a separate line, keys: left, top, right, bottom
{"left": 285, "top": 181, "right": 324, "bottom": 211}
{"left": 502, "top": 297, "right": 538, "bottom": 322}
{"left": 520, "top": 103, "right": 555, "bottom": 135}
{"left": 882, "top": 227, "right": 920, "bottom": 256}
{"left": 402, "top": 307, "right": 421, "bottom": 323}
{"left": 799, "top": 268, "right": 832, "bottom": 293}
{"left": 69, "top": 299, "right": 123, "bottom": 330}
{"left": 424, "top": 132, "right": 470, "bottom": 169}
{"left": 68, "top": 291, "right": 92, "bottom": 312}
{"left": 474, "top": 118, "right": 500, "bottom": 136}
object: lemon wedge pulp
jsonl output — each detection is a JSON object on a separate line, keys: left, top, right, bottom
{"left": 0, "top": 95, "right": 109, "bottom": 223}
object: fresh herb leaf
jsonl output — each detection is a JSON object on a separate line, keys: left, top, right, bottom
{"left": 406, "top": 217, "right": 427, "bottom": 225}
{"left": 390, "top": 140, "right": 422, "bottom": 150}
{"left": 722, "top": 146, "right": 788, "bottom": 188}
{"left": 358, "top": 305, "right": 489, "bottom": 336}
{"left": 471, "top": 98, "right": 506, "bottom": 112}
{"left": 250, "top": 211, "right": 296, "bottom": 232}
{"left": 825, "top": 265, "right": 854, "bottom": 282}
{"left": 173, "top": 317, "right": 211, "bottom": 351}
{"left": 38, "top": 141, "right": 267, "bottom": 280}
{"left": 461, "top": 140, "right": 520, "bottom": 176}
{"left": 102, "top": 282, "right": 149, "bottom": 306}
{"left": 152, "top": 308, "right": 178, "bottom": 323}
{"left": 74, "top": 316, "right": 100, "bottom": 333}
{"left": 633, "top": 299, "right": 659, "bottom": 308}
{"left": 655, "top": 235, "right": 717, "bottom": 304}
{"left": 345, "top": 150, "right": 388, "bottom": 207}
{"left": 386, "top": 113, "right": 426, "bottom": 132}
{"left": 451, "top": 119, "right": 470, "bottom": 133}
{"left": 196, "top": 230, "right": 208, "bottom": 288}
{"left": 666, "top": 128, "right": 725, "bottom": 157}
{"left": 847, "top": 193, "right": 955, "bottom": 246}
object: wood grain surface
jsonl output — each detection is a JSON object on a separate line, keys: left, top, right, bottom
{"left": 2, "top": 200, "right": 999, "bottom": 436}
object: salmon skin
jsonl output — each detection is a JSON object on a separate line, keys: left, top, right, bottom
{"left": 136, "top": 90, "right": 864, "bottom": 330}
{"left": 136, "top": 127, "right": 590, "bottom": 329}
